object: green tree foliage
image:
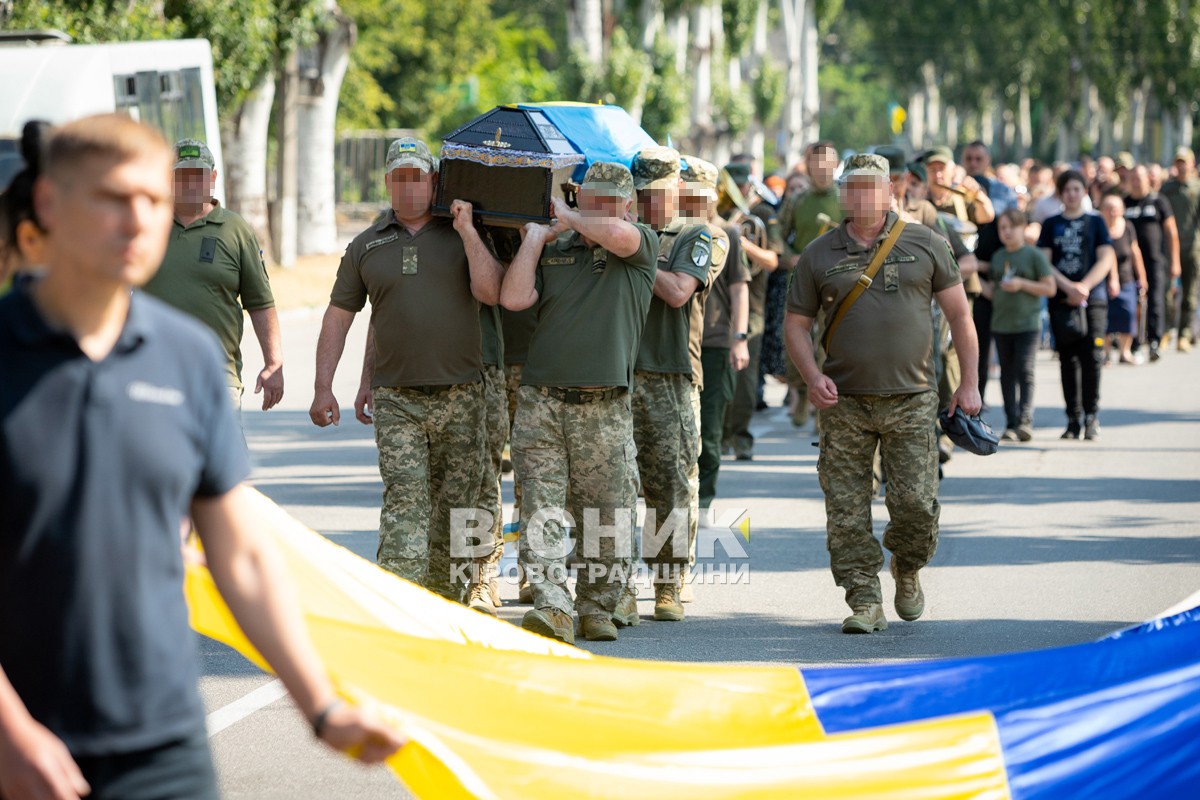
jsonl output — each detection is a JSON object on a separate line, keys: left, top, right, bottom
{"left": 3, "top": 1, "right": 180, "bottom": 44}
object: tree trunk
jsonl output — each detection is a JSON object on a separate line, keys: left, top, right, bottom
{"left": 779, "top": 0, "right": 804, "bottom": 168}
{"left": 909, "top": 88, "right": 925, "bottom": 150}
{"left": 799, "top": 1, "right": 819, "bottom": 148}
{"left": 922, "top": 62, "right": 940, "bottom": 143}
{"left": 1180, "top": 102, "right": 1195, "bottom": 153}
{"left": 690, "top": 2, "right": 715, "bottom": 156}
{"left": 1017, "top": 81, "right": 1032, "bottom": 158}
{"left": 568, "top": 0, "right": 605, "bottom": 65}
{"left": 273, "top": 50, "right": 299, "bottom": 269}
{"left": 296, "top": 5, "right": 355, "bottom": 256}
{"left": 221, "top": 73, "right": 275, "bottom": 264}
{"left": 1130, "top": 78, "right": 1150, "bottom": 160}
{"left": 945, "top": 105, "right": 958, "bottom": 149}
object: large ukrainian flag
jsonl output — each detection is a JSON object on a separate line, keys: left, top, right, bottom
{"left": 186, "top": 490, "right": 1200, "bottom": 799}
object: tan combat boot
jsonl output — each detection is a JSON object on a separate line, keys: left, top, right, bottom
{"left": 467, "top": 581, "right": 498, "bottom": 617}
{"left": 841, "top": 603, "right": 888, "bottom": 634}
{"left": 522, "top": 608, "right": 575, "bottom": 645}
{"left": 654, "top": 582, "right": 685, "bottom": 622}
{"left": 580, "top": 613, "right": 618, "bottom": 642}
{"left": 890, "top": 559, "right": 925, "bottom": 621}
{"left": 612, "top": 590, "right": 640, "bottom": 628}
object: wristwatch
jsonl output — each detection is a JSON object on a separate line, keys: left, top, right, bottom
{"left": 734, "top": 332, "right": 748, "bottom": 341}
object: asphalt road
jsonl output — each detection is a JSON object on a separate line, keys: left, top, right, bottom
{"left": 201, "top": 305, "right": 1200, "bottom": 798}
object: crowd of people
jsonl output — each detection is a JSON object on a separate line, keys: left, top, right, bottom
{"left": 1, "top": 108, "right": 1197, "bottom": 796}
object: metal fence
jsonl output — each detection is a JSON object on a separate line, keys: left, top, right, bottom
{"left": 335, "top": 128, "right": 419, "bottom": 205}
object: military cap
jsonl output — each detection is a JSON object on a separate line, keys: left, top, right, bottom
{"left": 680, "top": 154, "right": 719, "bottom": 193}
{"left": 580, "top": 161, "right": 635, "bottom": 198}
{"left": 839, "top": 153, "right": 889, "bottom": 181}
{"left": 1116, "top": 151, "right": 1136, "bottom": 170}
{"left": 632, "top": 146, "right": 681, "bottom": 190}
{"left": 907, "top": 161, "right": 927, "bottom": 183}
{"left": 723, "top": 162, "right": 752, "bottom": 185}
{"left": 173, "top": 138, "right": 214, "bottom": 170}
{"left": 386, "top": 137, "right": 437, "bottom": 173}
{"left": 924, "top": 145, "right": 954, "bottom": 165}
{"left": 1173, "top": 146, "right": 1194, "bottom": 164}
{"left": 874, "top": 145, "right": 908, "bottom": 176}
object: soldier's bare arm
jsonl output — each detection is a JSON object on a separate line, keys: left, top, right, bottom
{"left": 355, "top": 324, "right": 376, "bottom": 425}
{"left": 785, "top": 312, "right": 837, "bottom": 408}
{"left": 653, "top": 271, "right": 702, "bottom": 308}
{"left": 934, "top": 284, "right": 982, "bottom": 416}
{"left": 500, "top": 222, "right": 556, "bottom": 311}
{"left": 551, "top": 197, "right": 641, "bottom": 257}
{"left": 192, "top": 486, "right": 407, "bottom": 764}
{"left": 740, "top": 237, "right": 780, "bottom": 273}
{"left": 1164, "top": 215, "right": 1182, "bottom": 277}
{"left": 450, "top": 200, "right": 505, "bottom": 305}
{"left": 729, "top": 281, "right": 750, "bottom": 370}
{"left": 247, "top": 307, "right": 284, "bottom": 410}
{"left": 310, "top": 305, "right": 356, "bottom": 427}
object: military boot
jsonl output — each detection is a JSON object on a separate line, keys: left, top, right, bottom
{"left": 890, "top": 559, "right": 925, "bottom": 621}
{"left": 580, "top": 613, "right": 618, "bottom": 642}
{"left": 467, "top": 581, "right": 498, "bottom": 617}
{"left": 841, "top": 603, "right": 888, "bottom": 634}
{"left": 654, "top": 582, "right": 685, "bottom": 621}
{"left": 522, "top": 608, "right": 575, "bottom": 645}
{"left": 612, "top": 590, "right": 640, "bottom": 628}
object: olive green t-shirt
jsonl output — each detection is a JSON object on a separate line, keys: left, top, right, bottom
{"left": 787, "top": 212, "right": 962, "bottom": 395}
{"left": 521, "top": 224, "right": 658, "bottom": 389}
{"left": 480, "top": 304, "right": 504, "bottom": 367}
{"left": 782, "top": 187, "right": 842, "bottom": 255}
{"left": 1161, "top": 176, "right": 1200, "bottom": 252}
{"left": 635, "top": 219, "right": 723, "bottom": 385}
{"left": 989, "top": 245, "right": 1053, "bottom": 334}
{"left": 142, "top": 204, "right": 273, "bottom": 390}
{"left": 501, "top": 306, "right": 538, "bottom": 366}
{"left": 330, "top": 214, "right": 482, "bottom": 388}
{"left": 703, "top": 222, "right": 752, "bottom": 348}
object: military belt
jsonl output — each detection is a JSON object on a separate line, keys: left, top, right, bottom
{"left": 401, "top": 384, "right": 458, "bottom": 395}
{"left": 538, "top": 386, "right": 627, "bottom": 405}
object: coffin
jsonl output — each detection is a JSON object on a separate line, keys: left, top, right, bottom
{"left": 433, "top": 105, "right": 586, "bottom": 229}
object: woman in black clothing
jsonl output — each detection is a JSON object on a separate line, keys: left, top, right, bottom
{"left": 1100, "top": 194, "right": 1148, "bottom": 364}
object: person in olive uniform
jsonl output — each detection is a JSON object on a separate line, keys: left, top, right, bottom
{"left": 466, "top": 302, "right": 508, "bottom": 615}
{"left": 683, "top": 155, "right": 749, "bottom": 538}
{"left": 310, "top": 137, "right": 504, "bottom": 603}
{"left": 1161, "top": 147, "right": 1200, "bottom": 351}
{"left": 502, "top": 304, "right": 538, "bottom": 604}
{"left": 142, "top": 139, "right": 283, "bottom": 411}
{"left": 629, "top": 146, "right": 726, "bottom": 622}
{"left": 722, "top": 161, "right": 783, "bottom": 460}
{"left": 779, "top": 140, "right": 842, "bottom": 428}
{"left": 501, "top": 162, "right": 657, "bottom": 645}
{"left": 785, "top": 154, "right": 980, "bottom": 635}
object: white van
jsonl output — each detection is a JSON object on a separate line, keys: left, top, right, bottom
{"left": 0, "top": 33, "right": 224, "bottom": 200}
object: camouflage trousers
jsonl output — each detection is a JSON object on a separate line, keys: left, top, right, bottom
{"left": 511, "top": 386, "right": 639, "bottom": 617}
{"left": 817, "top": 390, "right": 940, "bottom": 608}
{"left": 473, "top": 365, "right": 509, "bottom": 586}
{"left": 632, "top": 371, "right": 700, "bottom": 579}
{"left": 504, "top": 364, "right": 524, "bottom": 516}
{"left": 373, "top": 382, "right": 487, "bottom": 602}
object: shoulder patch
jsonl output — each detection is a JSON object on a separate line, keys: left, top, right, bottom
{"left": 691, "top": 233, "right": 712, "bottom": 268}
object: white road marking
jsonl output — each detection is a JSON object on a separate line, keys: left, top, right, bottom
{"left": 206, "top": 679, "right": 287, "bottom": 737}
